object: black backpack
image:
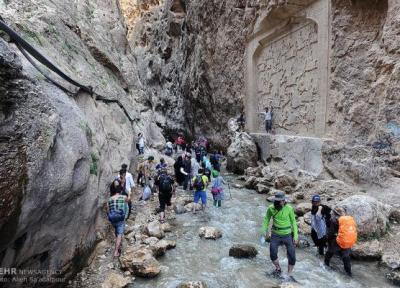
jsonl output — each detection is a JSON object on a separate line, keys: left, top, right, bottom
{"left": 193, "top": 175, "right": 205, "bottom": 191}
{"left": 159, "top": 175, "right": 172, "bottom": 193}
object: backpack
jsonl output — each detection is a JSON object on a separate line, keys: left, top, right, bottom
{"left": 143, "top": 185, "right": 151, "bottom": 201}
{"left": 193, "top": 175, "right": 205, "bottom": 191}
{"left": 159, "top": 175, "right": 172, "bottom": 193}
{"left": 336, "top": 216, "right": 357, "bottom": 249}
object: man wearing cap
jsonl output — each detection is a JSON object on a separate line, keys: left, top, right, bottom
{"left": 311, "top": 195, "right": 331, "bottom": 255}
{"left": 260, "top": 191, "right": 298, "bottom": 277}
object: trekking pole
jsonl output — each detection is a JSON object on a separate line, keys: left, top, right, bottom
{"left": 228, "top": 183, "right": 233, "bottom": 200}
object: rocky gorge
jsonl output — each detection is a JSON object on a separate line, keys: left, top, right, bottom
{"left": 1, "top": 0, "right": 400, "bottom": 287}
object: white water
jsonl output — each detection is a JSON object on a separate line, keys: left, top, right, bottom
{"left": 134, "top": 175, "right": 394, "bottom": 288}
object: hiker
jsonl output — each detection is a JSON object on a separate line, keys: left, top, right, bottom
{"left": 174, "top": 155, "right": 185, "bottom": 186}
{"left": 237, "top": 112, "right": 245, "bottom": 131}
{"left": 194, "top": 144, "right": 202, "bottom": 163}
{"left": 310, "top": 195, "right": 331, "bottom": 255}
{"left": 137, "top": 133, "right": 145, "bottom": 155}
{"left": 201, "top": 161, "right": 212, "bottom": 182}
{"left": 192, "top": 168, "right": 209, "bottom": 213}
{"left": 180, "top": 153, "right": 192, "bottom": 190}
{"left": 175, "top": 135, "right": 186, "bottom": 153}
{"left": 155, "top": 168, "right": 176, "bottom": 223}
{"left": 210, "top": 170, "right": 226, "bottom": 207}
{"left": 165, "top": 141, "right": 173, "bottom": 156}
{"left": 107, "top": 180, "right": 129, "bottom": 257}
{"left": 118, "top": 165, "right": 135, "bottom": 218}
{"left": 143, "top": 156, "right": 156, "bottom": 193}
{"left": 260, "top": 191, "right": 298, "bottom": 278}
{"left": 258, "top": 106, "right": 273, "bottom": 133}
{"left": 210, "top": 151, "right": 221, "bottom": 172}
{"left": 191, "top": 155, "right": 200, "bottom": 177}
{"left": 324, "top": 207, "right": 357, "bottom": 277}
{"left": 156, "top": 158, "right": 168, "bottom": 172}
{"left": 136, "top": 156, "right": 145, "bottom": 186}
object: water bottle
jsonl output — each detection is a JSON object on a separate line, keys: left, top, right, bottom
{"left": 259, "top": 235, "right": 266, "bottom": 245}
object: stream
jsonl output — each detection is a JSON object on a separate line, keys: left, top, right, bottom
{"left": 133, "top": 174, "right": 394, "bottom": 288}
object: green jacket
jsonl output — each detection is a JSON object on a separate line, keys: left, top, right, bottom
{"left": 260, "top": 204, "right": 298, "bottom": 240}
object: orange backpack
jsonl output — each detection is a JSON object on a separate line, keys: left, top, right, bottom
{"left": 336, "top": 216, "right": 357, "bottom": 249}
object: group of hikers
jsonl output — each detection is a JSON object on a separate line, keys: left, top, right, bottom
{"left": 261, "top": 191, "right": 357, "bottom": 280}
{"left": 107, "top": 133, "right": 358, "bottom": 280}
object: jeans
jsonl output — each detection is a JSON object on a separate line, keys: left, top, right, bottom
{"left": 139, "top": 147, "right": 144, "bottom": 154}
{"left": 269, "top": 233, "right": 296, "bottom": 265}
{"left": 183, "top": 174, "right": 191, "bottom": 190}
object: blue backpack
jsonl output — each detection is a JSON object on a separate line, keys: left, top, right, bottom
{"left": 108, "top": 209, "right": 125, "bottom": 223}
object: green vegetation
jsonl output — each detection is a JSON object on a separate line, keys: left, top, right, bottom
{"left": 89, "top": 152, "right": 99, "bottom": 176}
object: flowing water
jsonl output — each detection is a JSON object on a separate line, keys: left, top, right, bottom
{"left": 134, "top": 175, "right": 394, "bottom": 288}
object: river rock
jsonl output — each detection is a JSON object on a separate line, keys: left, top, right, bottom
{"left": 295, "top": 202, "right": 312, "bottom": 217}
{"left": 158, "top": 239, "right": 176, "bottom": 250}
{"left": 177, "top": 281, "right": 208, "bottom": 288}
{"left": 226, "top": 132, "right": 258, "bottom": 174}
{"left": 244, "top": 176, "right": 258, "bottom": 189}
{"left": 185, "top": 203, "right": 203, "bottom": 212}
{"left": 381, "top": 253, "right": 400, "bottom": 269}
{"left": 297, "top": 216, "right": 311, "bottom": 236}
{"left": 142, "top": 237, "right": 159, "bottom": 246}
{"left": 101, "top": 272, "right": 131, "bottom": 288}
{"left": 161, "top": 222, "right": 172, "bottom": 232}
{"left": 174, "top": 204, "right": 186, "bottom": 214}
{"left": 386, "top": 271, "right": 400, "bottom": 286}
{"left": 119, "top": 246, "right": 160, "bottom": 278}
{"left": 229, "top": 244, "right": 258, "bottom": 258}
{"left": 274, "top": 173, "right": 297, "bottom": 189}
{"left": 257, "top": 177, "right": 275, "bottom": 186}
{"left": 144, "top": 221, "right": 165, "bottom": 239}
{"left": 245, "top": 166, "right": 263, "bottom": 177}
{"left": 256, "top": 184, "right": 270, "bottom": 194}
{"left": 351, "top": 240, "right": 383, "bottom": 260}
{"left": 176, "top": 195, "right": 193, "bottom": 206}
{"left": 199, "top": 227, "right": 222, "bottom": 240}
{"left": 336, "top": 195, "right": 391, "bottom": 237}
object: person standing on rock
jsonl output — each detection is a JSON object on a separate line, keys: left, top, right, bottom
{"left": 137, "top": 133, "right": 145, "bottom": 155}
{"left": 174, "top": 154, "right": 185, "bottom": 186}
{"left": 107, "top": 180, "right": 129, "bottom": 258}
{"left": 260, "top": 191, "right": 298, "bottom": 278}
{"left": 324, "top": 207, "right": 357, "bottom": 277}
{"left": 180, "top": 153, "right": 192, "bottom": 191}
{"left": 258, "top": 106, "right": 273, "bottom": 133}
{"left": 119, "top": 165, "right": 135, "bottom": 218}
{"left": 310, "top": 195, "right": 331, "bottom": 256}
{"left": 155, "top": 168, "right": 176, "bottom": 223}
{"left": 210, "top": 170, "right": 226, "bottom": 207}
{"left": 192, "top": 168, "right": 209, "bottom": 214}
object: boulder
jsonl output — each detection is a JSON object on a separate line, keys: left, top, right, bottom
{"left": 389, "top": 208, "right": 400, "bottom": 222}
{"left": 142, "top": 237, "right": 159, "bottom": 246}
{"left": 161, "top": 222, "right": 172, "bottom": 232}
{"left": 226, "top": 132, "right": 258, "bottom": 174}
{"left": 245, "top": 166, "right": 262, "bottom": 177}
{"left": 177, "top": 281, "right": 208, "bottom": 288}
{"left": 256, "top": 184, "right": 270, "bottom": 194}
{"left": 157, "top": 239, "right": 176, "bottom": 250}
{"left": 297, "top": 216, "right": 311, "bottom": 236}
{"left": 336, "top": 195, "right": 391, "bottom": 237}
{"left": 198, "top": 227, "right": 222, "bottom": 240}
{"left": 184, "top": 203, "right": 202, "bottom": 212}
{"left": 119, "top": 246, "right": 160, "bottom": 278}
{"left": 101, "top": 272, "right": 131, "bottom": 288}
{"left": 257, "top": 177, "right": 274, "bottom": 186}
{"left": 149, "top": 242, "right": 167, "bottom": 258}
{"left": 382, "top": 253, "right": 400, "bottom": 270}
{"left": 261, "top": 166, "right": 274, "bottom": 181}
{"left": 351, "top": 240, "right": 382, "bottom": 260}
{"left": 229, "top": 244, "right": 258, "bottom": 258}
{"left": 274, "top": 173, "right": 297, "bottom": 189}
{"left": 175, "top": 195, "right": 193, "bottom": 206}
{"left": 174, "top": 204, "right": 186, "bottom": 214}
{"left": 295, "top": 202, "right": 312, "bottom": 217}
{"left": 244, "top": 176, "right": 258, "bottom": 189}
{"left": 386, "top": 271, "right": 400, "bottom": 286}
{"left": 144, "top": 221, "right": 165, "bottom": 239}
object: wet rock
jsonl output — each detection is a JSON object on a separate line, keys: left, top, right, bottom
{"left": 175, "top": 195, "right": 193, "bottom": 206}
{"left": 297, "top": 239, "right": 310, "bottom": 248}
{"left": 336, "top": 195, "right": 391, "bottom": 237}
{"left": 244, "top": 176, "right": 258, "bottom": 189}
{"left": 144, "top": 221, "right": 165, "bottom": 239}
{"left": 295, "top": 202, "right": 312, "bottom": 217}
{"left": 226, "top": 132, "right": 258, "bottom": 174}
{"left": 150, "top": 239, "right": 176, "bottom": 257}
{"left": 101, "top": 272, "right": 131, "bottom": 288}
{"left": 275, "top": 173, "right": 297, "bottom": 189}
{"left": 351, "top": 240, "right": 382, "bottom": 260}
{"left": 199, "top": 227, "right": 222, "bottom": 240}
{"left": 157, "top": 239, "right": 176, "bottom": 250}
{"left": 120, "top": 245, "right": 160, "bottom": 278}
{"left": 142, "top": 237, "right": 159, "bottom": 246}
{"left": 386, "top": 271, "right": 400, "bottom": 286}
{"left": 234, "top": 183, "right": 244, "bottom": 188}
{"left": 237, "top": 175, "right": 247, "bottom": 181}
{"left": 256, "top": 184, "right": 270, "bottom": 194}
{"left": 174, "top": 204, "right": 186, "bottom": 214}
{"left": 257, "top": 177, "right": 275, "bottom": 187}
{"left": 381, "top": 253, "right": 400, "bottom": 270}
{"left": 177, "top": 281, "right": 208, "bottom": 288}
{"left": 185, "top": 203, "right": 203, "bottom": 212}
{"left": 229, "top": 244, "right": 258, "bottom": 258}
{"left": 389, "top": 208, "right": 400, "bottom": 222}
{"left": 161, "top": 222, "right": 172, "bottom": 232}
{"left": 245, "top": 166, "right": 263, "bottom": 177}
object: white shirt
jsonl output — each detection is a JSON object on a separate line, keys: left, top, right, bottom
{"left": 166, "top": 141, "right": 173, "bottom": 149}
{"left": 117, "top": 172, "right": 135, "bottom": 193}
{"left": 260, "top": 111, "right": 272, "bottom": 121}
{"left": 138, "top": 137, "right": 145, "bottom": 148}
